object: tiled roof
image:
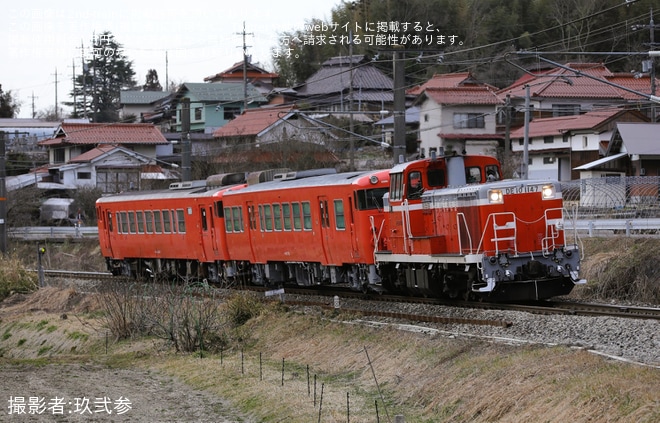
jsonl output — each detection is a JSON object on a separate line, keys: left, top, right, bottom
{"left": 213, "top": 105, "right": 296, "bottom": 138}
{"left": 509, "top": 109, "right": 631, "bottom": 138}
{"left": 120, "top": 90, "right": 170, "bottom": 105}
{"left": 38, "top": 123, "right": 169, "bottom": 146}
{"left": 176, "top": 82, "right": 268, "bottom": 103}
{"left": 424, "top": 87, "right": 503, "bottom": 105}
{"left": 407, "top": 72, "right": 485, "bottom": 96}
{"left": 204, "top": 61, "right": 279, "bottom": 82}
{"left": 296, "top": 55, "right": 393, "bottom": 96}
{"left": 68, "top": 145, "right": 117, "bottom": 162}
{"left": 500, "top": 63, "right": 659, "bottom": 101}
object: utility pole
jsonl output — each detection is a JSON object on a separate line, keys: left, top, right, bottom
{"left": 349, "top": 36, "right": 355, "bottom": 171}
{"left": 634, "top": 9, "right": 660, "bottom": 119}
{"left": 165, "top": 51, "right": 169, "bottom": 92}
{"left": 236, "top": 22, "right": 253, "bottom": 111}
{"left": 79, "top": 40, "right": 88, "bottom": 119}
{"left": 30, "top": 92, "right": 38, "bottom": 119}
{"left": 180, "top": 98, "right": 192, "bottom": 181}
{"left": 0, "top": 132, "right": 7, "bottom": 255}
{"left": 69, "top": 58, "right": 77, "bottom": 117}
{"left": 52, "top": 68, "right": 61, "bottom": 120}
{"left": 392, "top": 48, "right": 406, "bottom": 165}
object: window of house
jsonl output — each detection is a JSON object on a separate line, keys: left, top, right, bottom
{"left": 453, "top": 113, "right": 485, "bottom": 129}
{"left": 224, "top": 107, "right": 240, "bottom": 120}
{"left": 543, "top": 136, "right": 554, "bottom": 144}
{"left": 552, "top": 104, "right": 580, "bottom": 117}
{"left": 77, "top": 172, "right": 91, "bottom": 180}
{"left": 194, "top": 107, "right": 202, "bottom": 121}
{"left": 582, "top": 136, "right": 588, "bottom": 149}
{"left": 543, "top": 156, "right": 556, "bottom": 165}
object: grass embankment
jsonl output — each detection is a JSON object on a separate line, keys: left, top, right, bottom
{"left": 0, "top": 238, "right": 659, "bottom": 421}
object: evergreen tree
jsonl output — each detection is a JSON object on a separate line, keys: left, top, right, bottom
{"left": 143, "top": 69, "right": 163, "bottom": 91}
{"left": 0, "top": 84, "right": 20, "bottom": 118}
{"left": 66, "top": 31, "right": 136, "bottom": 122}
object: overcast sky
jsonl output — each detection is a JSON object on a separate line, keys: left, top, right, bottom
{"left": 2, "top": 0, "right": 340, "bottom": 118}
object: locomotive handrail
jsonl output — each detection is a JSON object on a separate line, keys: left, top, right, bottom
{"left": 370, "top": 215, "right": 386, "bottom": 261}
{"left": 401, "top": 199, "right": 413, "bottom": 254}
{"left": 542, "top": 207, "right": 564, "bottom": 256}
{"left": 476, "top": 212, "right": 519, "bottom": 256}
{"left": 456, "top": 212, "right": 474, "bottom": 255}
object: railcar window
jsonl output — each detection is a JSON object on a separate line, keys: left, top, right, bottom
{"left": 214, "top": 201, "right": 224, "bottom": 218}
{"left": 107, "top": 212, "right": 113, "bottom": 232}
{"left": 264, "top": 205, "right": 272, "bottom": 231}
{"left": 162, "top": 210, "right": 171, "bottom": 233}
{"left": 224, "top": 207, "right": 232, "bottom": 232}
{"left": 356, "top": 188, "right": 388, "bottom": 211}
{"left": 302, "top": 201, "right": 312, "bottom": 230}
{"left": 177, "top": 209, "right": 185, "bottom": 233}
{"left": 292, "top": 202, "right": 301, "bottom": 231}
{"left": 427, "top": 168, "right": 445, "bottom": 187}
{"left": 119, "top": 212, "right": 128, "bottom": 233}
{"left": 153, "top": 210, "right": 162, "bottom": 234}
{"left": 283, "top": 203, "right": 291, "bottom": 231}
{"left": 128, "top": 212, "right": 136, "bottom": 234}
{"left": 201, "top": 208, "right": 208, "bottom": 231}
{"left": 273, "top": 204, "right": 282, "bottom": 231}
{"left": 232, "top": 206, "right": 242, "bottom": 232}
{"left": 145, "top": 211, "right": 153, "bottom": 233}
{"left": 334, "top": 199, "right": 345, "bottom": 230}
{"left": 136, "top": 211, "right": 145, "bottom": 233}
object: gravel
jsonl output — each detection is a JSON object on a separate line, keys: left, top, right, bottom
{"left": 315, "top": 296, "right": 660, "bottom": 368}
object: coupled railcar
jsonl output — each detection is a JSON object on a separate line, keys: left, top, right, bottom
{"left": 374, "top": 154, "right": 583, "bottom": 301}
{"left": 220, "top": 168, "right": 390, "bottom": 291}
{"left": 96, "top": 179, "right": 246, "bottom": 281}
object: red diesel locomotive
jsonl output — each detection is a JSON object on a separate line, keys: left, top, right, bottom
{"left": 374, "top": 153, "right": 583, "bottom": 301}
{"left": 96, "top": 153, "right": 583, "bottom": 301}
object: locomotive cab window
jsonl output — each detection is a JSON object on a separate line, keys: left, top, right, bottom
{"left": 485, "top": 165, "right": 500, "bottom": 181}
{"left": 407, "top": 171, "right": 423, "bottom": 199}
{"left": 390, "top": 172, "right": 404, "bottom": 201}
{"left": 427, "top": 168, "right": 445, "bottom": 187}
{"left": 466, "top": 167, "right": 482, "bottom": 184}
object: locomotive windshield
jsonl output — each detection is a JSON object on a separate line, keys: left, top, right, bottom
{"left": 356, "top": 188, "right": 388, "bottom": 210}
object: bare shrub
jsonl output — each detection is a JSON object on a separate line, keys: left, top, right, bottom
{"left": 98, "top": 280, "right": 228, "bottom": 353}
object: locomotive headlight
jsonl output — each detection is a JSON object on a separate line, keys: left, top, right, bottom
{"left": 542, "top": 184, "right": 556, "bottom": 199}
{"left": 488, "top": 189, "right": 503, "bottom": 204}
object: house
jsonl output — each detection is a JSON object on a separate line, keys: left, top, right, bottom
{"left": 119, "top": 90, "right": 171, "bottom": 123}
{"left": 172, "top": 82, "right": 268, "bottom": 134}
{"left": 500, "top": 63, "right": 659, "bottom": 121}
{"left": 37, "top": 122, "right": 173, "bottom": 190}
{"left": 573, "top": 122, "right": 660, "bottom": 207}
{"left": 412, "top": 72, "right": 504, "bottom": 158}
{"left": 294, "top": 55, "right": 394, "bottom": 113}
{"left": 509, "top": 109, "right": 648, "bottom": 181}
{"left": 203, "top": 61, "right": 279, "bottom": 96}
{"left": 211, "top": 105, "right": 339, "bottom": 169}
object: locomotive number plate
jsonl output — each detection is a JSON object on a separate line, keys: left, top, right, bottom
{"left": 504, "top": 185, "right": 539, "bottom": 194}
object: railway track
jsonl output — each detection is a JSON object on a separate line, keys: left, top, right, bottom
{"left": 38, "top": 270, "right": 660, "bottom": 323}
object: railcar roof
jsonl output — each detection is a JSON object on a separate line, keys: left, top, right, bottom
{"left": 96, "top": 184, "right": 231, "bottom": 204}
{"left": 224, "top": 169, "right": 388, "bottom": 195}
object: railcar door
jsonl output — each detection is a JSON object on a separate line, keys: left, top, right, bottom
{"left": 198, "top": 205, "right": 213, "bottom": 261}
{"left": 317, "top": 196, "right": 335, "bottom": 264}
{"left": 246, "top": 201, "right": 259, "bottom": 262}
{"left": 97, "top": 206, "right": 114, "bottom": 257}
